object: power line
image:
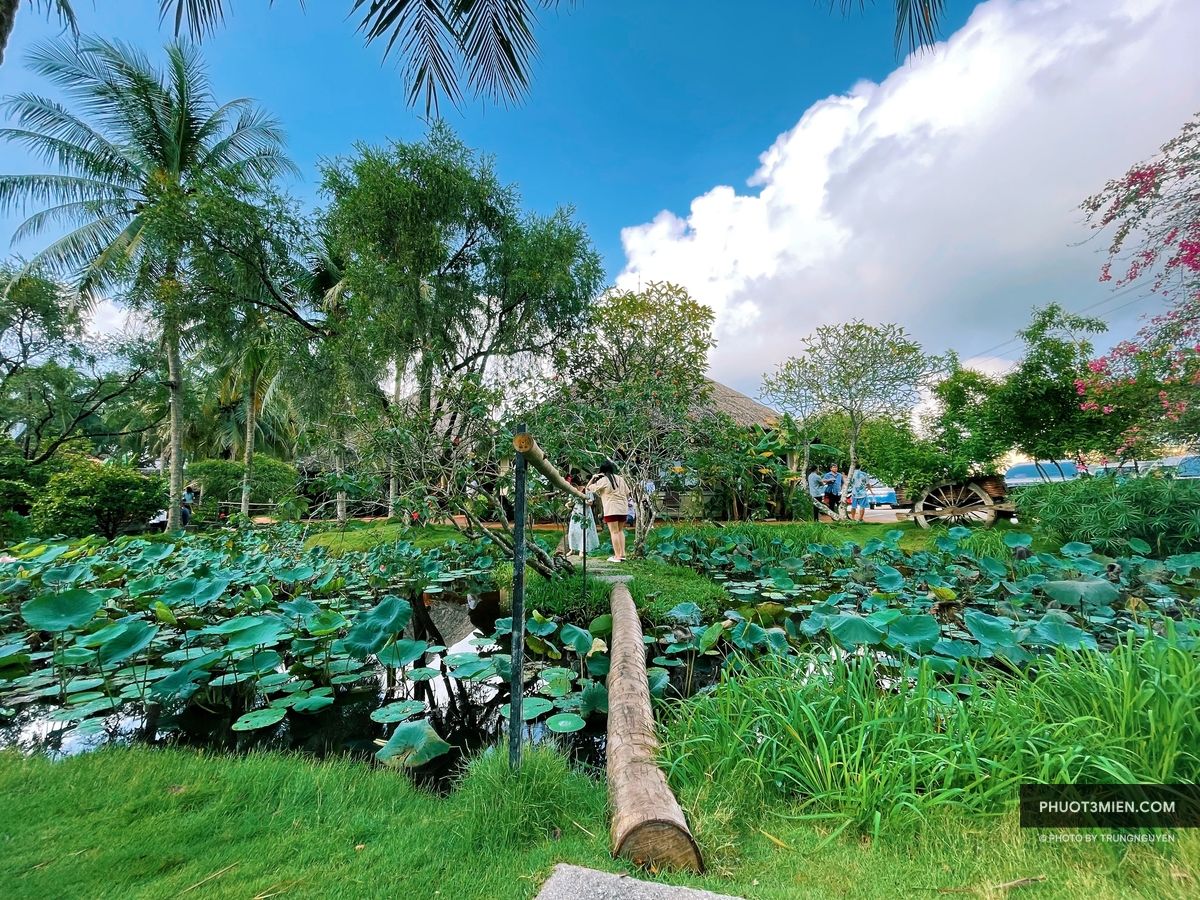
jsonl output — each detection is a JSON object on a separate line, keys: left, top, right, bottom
{"left": 962, "top": 282, "right": 1154, "bottom": 362}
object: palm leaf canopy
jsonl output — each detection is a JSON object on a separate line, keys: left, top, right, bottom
{"left": 0, "top": 35, "right": 295, "bottom": 297}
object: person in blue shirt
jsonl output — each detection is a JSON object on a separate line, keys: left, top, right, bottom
{"left": 822, "top": 463, "right": 843, "bottom": 513}
{"left": 848, "top": 466, "right": 872, "bottom": 522}
{"left": 806, "top": 467, "right": 825, "bottom": 520}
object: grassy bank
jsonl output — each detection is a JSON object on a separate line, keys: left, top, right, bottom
{"left": 2, "top": 745, "right": 1196, "bottom": 899}
{"left": 302, "top": 517, "right": 1054, "bottom": 560}
{"left": 662, "top": 639, "right": 1200, "bottom": 832}
{"left": 304, "top": 522, "right": 564, "bottom": 555}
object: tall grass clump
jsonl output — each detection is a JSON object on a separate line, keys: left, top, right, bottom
{"left": 660, "top": 638, "right": 1200, "bottom": 835}
{"left": 652, "top": 522, "right": 830, "bottom": 553}
{"left": 453, "top": 745, "right": 607, "bottom": 850}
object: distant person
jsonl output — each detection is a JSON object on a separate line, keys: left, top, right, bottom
{"left": 823, "top": 463, "right": 843, "bottom": 513}
{"left": 848, "top": 466, "right": 872, "bottom": 523}
{"left": 565, "top": 476, "right": 600, "bottom": 557}
{"left": 806, "top": 466, "right": 825, "bottom": 520}
{"left": 585, "top": 460, "right": 630, "bottom": 562}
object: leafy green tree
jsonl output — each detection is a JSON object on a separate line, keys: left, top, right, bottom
{"left": 921, "top": 357, "right": 1008, "bottom": 480}
{"left": 536, "top": 282, "right": 714, "bottom": 556}
{"left": 772, "top": 321, "right": 941, "bottom": 493}
{"left": 989, "top": 304, "right": 1111, "bottom": 471}
{"left": 322, "top": 124, "right": 601, "bottom": 519}
{"left": 761, "top": 356, "right": 824, "bottom": 482}
{"left": 0, "top": 36, "right": 295, "bottom": 530}
{"left": 2, "top": 264, "right": 160, "bottom": 466}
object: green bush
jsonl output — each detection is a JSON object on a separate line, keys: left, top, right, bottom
{"left": 185, "top": 458, "right": 242, "bottom": 508}
{"left": 187, "top": 455, "right": 299, "bottom": 514}
{"left": 0, "top": 478, "right": 32, "bottom": 515}
{"left": 0, "top": 510, "right": 30, "bottom": 546}
{"left": 30, "top": 460, "right": 166, "bottom": 539}
{"left": 1016, "top": 474, "right": 1200, "bottom": 556}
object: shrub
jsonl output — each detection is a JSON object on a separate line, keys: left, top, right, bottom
{"left": 30, "top": 460, "right": 166, "bottom": 539}
{"left": 0, "top": 478, "right": 32, "bottom": 515}
{"left": 185, "top": 458, "right": 242, "bottom": 508}
{"left": 1016, "top": 474, "right": 1200, "bottom": 556}
{"left": 187, "top": 455, "right": 299, "bottom": 514}
{"left": 0, "top": 510, "right": 30, "bottom": 546}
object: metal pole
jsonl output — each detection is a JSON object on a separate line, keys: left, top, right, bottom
{"left": 508, "top": 422, "right": 528, "bottom": 771}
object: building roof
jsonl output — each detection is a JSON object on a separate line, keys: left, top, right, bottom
{"left": 699, "top": 378, "right": 780, "bottom": 428}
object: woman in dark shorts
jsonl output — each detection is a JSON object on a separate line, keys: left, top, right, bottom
{"left": 584, "top": 460, "right": 630, "bottom": 562}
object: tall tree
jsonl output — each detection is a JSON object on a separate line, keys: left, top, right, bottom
{"left": 1080, "top": 113, "right": 1200, "bottom": 456}
{"left": 772, "top": 321, "right": 941, "bottom": 492}
{"left": 322, "top": 123, "right": 601, "bottom": 516}
{"left": 536, "top": 282, "right": 714, "bottom": 556}
{"left": 0, "top": 36, "right": 294, "bottom": 529}
{"left": 761, "top": 358, "right": 824, "bottom": 478}
{"left": 989, "top": 304, "right": 1109, "bottom": 471}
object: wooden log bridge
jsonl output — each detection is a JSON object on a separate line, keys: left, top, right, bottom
{"left": 512, "top": 431, "right": 587, "bottom": 500}
{"left": 607, "top": 581, "right": 704, "bottom": 873}
{"left": 512, "top": 430, "right": 703, "bottom": 873}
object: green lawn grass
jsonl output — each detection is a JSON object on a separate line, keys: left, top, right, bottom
{"left": 302, "top": 517, "right": 1055, "bottom": 561}
{"left": 522, "top": 557, "right": 729, "bottom": 624}
{"left": 305, "top": 522, "right": 563, "bottom": 555}
{"left": 2, "top": 747, "right": 1194, "bottom": 899}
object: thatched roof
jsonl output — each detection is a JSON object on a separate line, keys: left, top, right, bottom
{"left": 698, "top": 378, "right": 780, "bottom": 428}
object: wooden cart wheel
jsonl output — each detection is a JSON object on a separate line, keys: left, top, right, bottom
{"left": 913, "top": 482, "right": 996, "bottom": 529}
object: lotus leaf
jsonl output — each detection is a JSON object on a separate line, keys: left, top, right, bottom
{"left": 375, "top": 721, "right": 451, "bottom": 767}
{"left": 231, "top": 707, "right": 287, "bottom": 731}
{"left": 370, "top": 700, "right": 427, "bottom": 723}
{"left": 21, "top": 589, "right": 105, "bottom": 632}
{"left": 826, "top": 614, "right": 885, "bottom": 648}
{"left": 344, "top": 596, "right": 412, "bottom": 659}
{"left": 546, "top": 713, "right": 585, "bottom": 733}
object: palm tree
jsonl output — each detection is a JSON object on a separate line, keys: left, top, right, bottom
{"left": 2, "top": 2, "right": 951, "bottom": 111}
{"left": 0, "top": 1, "right": 74, "bottom": 65}
{"left": 0, "top": 36, "right": 295, "bottom": 529}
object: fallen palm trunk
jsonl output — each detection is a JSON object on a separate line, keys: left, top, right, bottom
{"left": 607, "top": 581, "right": 703, "bottom": 872}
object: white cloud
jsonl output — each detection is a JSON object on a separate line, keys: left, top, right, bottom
{"left": 86, "top": 298, "right": 128, "bottom": 337}
{"left": 617, "top": 0, "right": 1199, "bottom": 394}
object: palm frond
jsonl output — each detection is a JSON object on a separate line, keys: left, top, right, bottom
{"left": 159, "top": 0, "right": 231, "bottom": 38}
{"left": 893, "top": 0, "right": 947, "bottom": 50}
{"left": 831, "top": 1, "right": 948, "bottom": 52}
{"left": 453, "top": 0, "right": 538, "bottom": 105}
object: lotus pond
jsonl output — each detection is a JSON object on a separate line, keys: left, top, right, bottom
{"left": 3, "top": 522, "right": 1199, "bottom": 783}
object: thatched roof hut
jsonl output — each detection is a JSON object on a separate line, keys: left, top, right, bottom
{"left": 696, "top": 378, "right": 780, "bottom": 428}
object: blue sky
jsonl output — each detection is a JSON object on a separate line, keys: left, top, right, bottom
{"left": 3, "top": 0, "right": 1197, "bottom": 391}
{"left": 0, "top": 0, "right": 972, "bottom": 276}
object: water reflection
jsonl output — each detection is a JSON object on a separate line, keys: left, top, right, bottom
{"left": 0, "top": 616, "right": 606, "bottom": 790}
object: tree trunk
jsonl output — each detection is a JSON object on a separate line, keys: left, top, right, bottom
{"left": 164, "top": 315, "right": 184, "bottom": 532}
{"left": 633, "top": 487, "right": 655, "bottom": 558}
{"left": 845, "top": 426, "right": 859, "bottom": 508}
{"left": 607, "top": 581, "right": 703, "bottom": 872}
{"left": 0, "top": 0, "right": 19, "bottom": 68}
{"left": 240, "top": 382, "right": 257, "bottom": 517}
{"left": 389, "top": 355, "right": 404, "bottom": 517}
{"left": 335, "top": 451, "right": 348, "bottom": 525}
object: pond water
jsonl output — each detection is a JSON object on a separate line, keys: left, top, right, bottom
{"left": 0, "top": 595, "right": 607, "bottom": 791}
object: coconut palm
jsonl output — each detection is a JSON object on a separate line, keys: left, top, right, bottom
{"left": 2, "top": 2, "right": 951, "bottom": 110}
{"left": 0, "top": 36, "right": 295, "bottom": 529}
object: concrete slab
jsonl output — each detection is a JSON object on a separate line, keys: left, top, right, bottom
{"left": 534, "top": 864, "right": 743, "bottom": 900}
